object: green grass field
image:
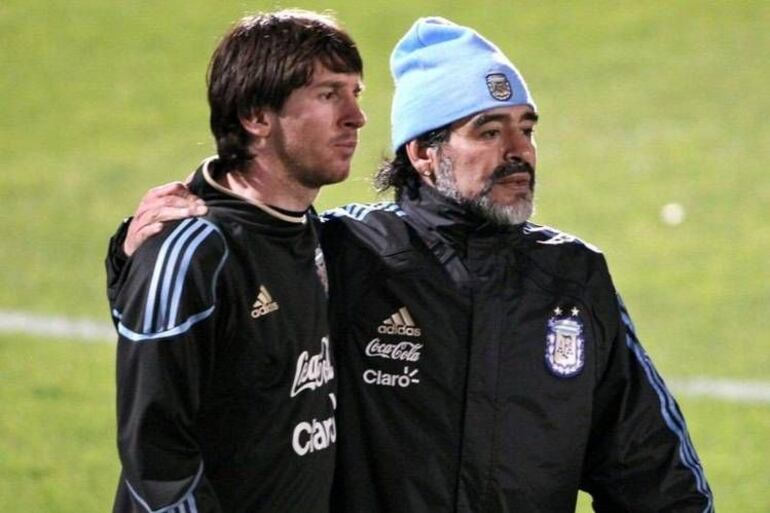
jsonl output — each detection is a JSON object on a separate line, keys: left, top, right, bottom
{"left": 1, "top": 0, "right": 768, "bottom": 510}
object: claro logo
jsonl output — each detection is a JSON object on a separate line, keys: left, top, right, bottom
{"left": 292, "top": 393, "right": 337, "bottom": 457}
{"left": 292, "top": 416, "right": 336, "bottom": 456}
{"left": 363, "top": 366, "right": 420, "bottom": 388}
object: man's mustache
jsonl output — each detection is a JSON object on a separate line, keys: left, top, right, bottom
{"left": 491, "top": 159, "right": 535, "bottom": 183}
{"left": 477, "top": 159, "right": 535, "bottom": 198}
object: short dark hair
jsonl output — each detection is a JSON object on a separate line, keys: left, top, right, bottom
{"left": 374, "top": 125, "right": 450, "bottom": 200}
{"left": 207, "top": 10, "right": 363, "bottom": 173}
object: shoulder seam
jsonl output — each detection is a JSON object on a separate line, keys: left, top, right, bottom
{"left": 524, "top": 223, "right": 602, "bottom": 253}
{"left": 321, "top": 202, "right": 405, "bottom": 222}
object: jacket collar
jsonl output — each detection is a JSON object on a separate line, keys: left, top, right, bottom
{"left": 398, "top": 182, "right": 524, "bottom": 251}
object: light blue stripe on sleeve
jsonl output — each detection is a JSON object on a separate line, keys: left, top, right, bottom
{"left": 618, "top": 297, "right": 714, "bottom": 513}
{"left": 166, "top": 223, "right": 216, "bottom": 330}
{"left": 143, "top": 218, "right": 196, "bottom": 333}
{"left": 124, "top": 462, "right": 204, "bottom": 513}
{"left": 186, "top": 495, "right": 199, "bottom": 513}
{"left": 115, "top": 218, "right": 228, "bottom": 342}
{"left": 157, "top": 220, "right": 208, "bottom": 331}
{"left": 118, "top": 307, "right": 215, "bottom": 342}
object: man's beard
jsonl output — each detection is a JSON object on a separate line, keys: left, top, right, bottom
{"left": 434, "top": 155, "right": 535, "bottom": 226}
{"left": 272, "top": 124, "right": 350, "bottom": 189}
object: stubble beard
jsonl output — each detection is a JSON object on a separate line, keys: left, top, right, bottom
{"left": 434, "top": 154, "right": 535, "bottom": 226}
{"left": 273, "top": 128, "right": 349, "bottom": 190}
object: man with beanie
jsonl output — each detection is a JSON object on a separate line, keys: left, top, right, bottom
{"left": 108, "top": 16, "right": 713, "bottom": 513}
{"left": 322, "top": 17, "right": 712, "bottom": 513}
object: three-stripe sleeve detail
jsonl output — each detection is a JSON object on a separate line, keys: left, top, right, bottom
{"left": 124, "top": 462, "right": 204, "bottom": 513}
{"left": 116, "top": 218, "right": 228, "bottom": 342}
{"left": 618, "top": 297, "right": 714, "bottom": 513}
{"left": 145, "top": 218, "right": 196, "bottom": 333}
{"left": 166, "top": 223, "right": 218, "bottom": 330}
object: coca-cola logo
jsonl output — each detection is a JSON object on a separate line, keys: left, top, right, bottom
{"left": 365, "top": 338, "right": 423, "bottom": 362}
{"left": 290, "top": 336, "right": 335, "bottom": 397}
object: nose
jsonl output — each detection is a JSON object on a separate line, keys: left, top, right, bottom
{"left": 342, "top": 98, "right": 367, "bottom": 129}
{"left": 504, "top": 131, "right": 535, "bottom": 164}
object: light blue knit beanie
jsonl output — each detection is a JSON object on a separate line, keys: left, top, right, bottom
{"left": 390, "top": 17, "right": 536, "bottom": 152}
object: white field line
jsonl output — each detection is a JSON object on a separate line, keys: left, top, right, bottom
{"left": 0, "top": 309, "right": 768, "bottom": 404}
{"left": 667, "top": 378, "right": 770, "bottom": 405}
{"left": 0, "top": 309, "right": 115, "bottom": 344}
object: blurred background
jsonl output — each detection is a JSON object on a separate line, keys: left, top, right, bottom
{"left": 1, "top": 0, "right": 768, "bottom": 510}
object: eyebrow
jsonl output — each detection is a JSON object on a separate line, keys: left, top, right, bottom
{"left": 314, "top": 80, "right": 365, "bottom": 93}
{"left": 472, "top": 110, "right": 539, "bottom": 128}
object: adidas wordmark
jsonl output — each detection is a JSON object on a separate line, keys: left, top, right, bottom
{"left": 251, "top": 285, "right": 279, "bottom": 318}
{"left": 377, "top": 306, "right": 421, "bottom": 337}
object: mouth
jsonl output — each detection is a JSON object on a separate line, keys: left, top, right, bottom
{"left": 472, "top": 159, "right": 535, "bottom": 200}
{"left": 496, "top": 172, "right": 531, "bottom": 188}
{"left": 332, "top": 136, "right": 359, "bottom": 151}
{"left": 490, "top": 159, "right": 535, "bottom": 193}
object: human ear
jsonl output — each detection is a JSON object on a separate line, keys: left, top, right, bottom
{"left": 405, "top": 140, "right": 439, "bottom": 185}
{"left": 240, "top": 109, "right": 272, "bottom": 138}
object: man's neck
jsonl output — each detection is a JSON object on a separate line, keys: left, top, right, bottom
{"left": 216, "top": 160, "right": 318, "bottom": 212}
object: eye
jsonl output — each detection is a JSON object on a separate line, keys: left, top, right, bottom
{"left": 320, "top": 90, "right": 338, "bottom": 101}
{"left": 481, "top": 128, "right": 501, "bottom": 139}
{"left": 523, "top": 127, "right": 535, "bottom": 138}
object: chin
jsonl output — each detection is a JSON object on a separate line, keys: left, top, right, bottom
{"left": 473, "top": 196, "right": 534, "bottom": 226}
{"left": 306, "top": 167, "right": 350, "bottom": 188}
{"left": 327, "top": 166, "right": 351, "bottom": 184}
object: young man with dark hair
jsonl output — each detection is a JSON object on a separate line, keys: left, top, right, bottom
{"left": 109, "top": 16, "right": 712, "bottom": 513}
{"left": 107, "top": 10, "right": 364, "bottom": 513}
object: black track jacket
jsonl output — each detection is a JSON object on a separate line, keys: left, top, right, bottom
{"left": 107, "top": 177, "right": 713, "bottom": 513}
{"left": 107, "top": 161, "right": 336, "bottom": 513}
{"left": 320, "top": 184, "right": 713, "bottom": 513}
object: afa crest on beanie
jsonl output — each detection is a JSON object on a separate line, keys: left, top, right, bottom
{"left": 390, "top": 17, "right": 536, "bottom": 152}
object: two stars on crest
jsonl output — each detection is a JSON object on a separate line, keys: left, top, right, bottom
{"left": 553, "top": 306, "right": 580, "bottom": 317}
